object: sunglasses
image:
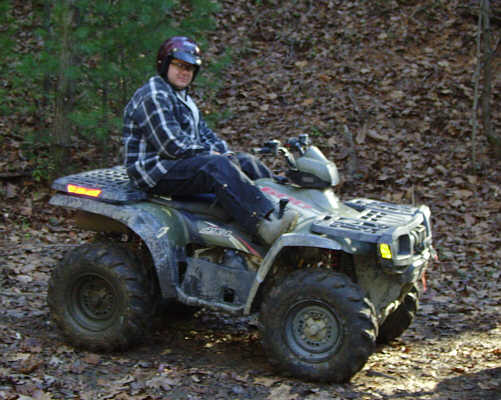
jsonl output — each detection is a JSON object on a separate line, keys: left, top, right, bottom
{"left": 170, "top": 60, "right": 197, "bottom": 72}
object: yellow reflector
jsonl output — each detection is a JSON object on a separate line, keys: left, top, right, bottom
{"left": 67, "top": 184, "right": 102, "bottom": 198}
{"left": 380, "top": 243, "right": 392, "bottom": 259}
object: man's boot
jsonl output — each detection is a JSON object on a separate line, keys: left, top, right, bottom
{"left": 257, "top": 209, "right": 299, "bottom": 245}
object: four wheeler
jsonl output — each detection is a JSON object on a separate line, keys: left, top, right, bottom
{"left": 47, "top": 134, "right": 436, "bottom": 382}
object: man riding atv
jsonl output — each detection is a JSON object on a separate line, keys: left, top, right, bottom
{"left": 47, "top": 35, "right": 436, "bottom": 384}
{"left": 123, "top": 36, "right": 298, "bottom": 244}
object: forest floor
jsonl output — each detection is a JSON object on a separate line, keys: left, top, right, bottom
{"left": 1, "top": 0, "right": 501, "bottom": 399}
{"left": 0, "top": 232, "right": 500, "bottom": 399}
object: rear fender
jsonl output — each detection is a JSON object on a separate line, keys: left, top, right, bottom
{"left": 49, "top": 194, "right": 187, "bottom": 299}
{"left": 243, "top": 233, "right": 343, "bottom": 314}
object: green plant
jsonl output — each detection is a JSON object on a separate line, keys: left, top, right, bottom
{"left": 2, "top": 0, "right": 226, "bottom": 178}
{"left": 310, "top": 126, "right": 325, "bottom": 137}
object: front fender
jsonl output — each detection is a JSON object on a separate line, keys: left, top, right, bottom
{"left": 49, "top": 194, "right": 187, "bottom": 299}
{"left": 243, "top": 233, "right": 343, "bottom": 314}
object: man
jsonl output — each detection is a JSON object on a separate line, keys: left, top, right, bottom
{"left": 123, "top": 36, "right": 298, "bottom": 244}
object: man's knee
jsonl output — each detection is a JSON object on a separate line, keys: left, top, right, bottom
{"left": 203, "top": 154, "right": 239, "bottom": 177}
{"left": 235, "top": 152, "right": 253, "bottom": 164}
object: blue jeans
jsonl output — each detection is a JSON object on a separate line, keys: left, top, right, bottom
{"left": 150, "top": 153, "right": 275, "bottom": 233}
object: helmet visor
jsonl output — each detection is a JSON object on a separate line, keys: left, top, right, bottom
{"left": 172, "top": 50, "right": 202, "bottom": 66}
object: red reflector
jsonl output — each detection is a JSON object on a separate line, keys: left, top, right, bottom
{"left": 67, "top": 184, "right": 102, "bottom": 198}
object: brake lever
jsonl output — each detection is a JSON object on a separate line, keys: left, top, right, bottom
{"left": 278, "top": 146, "right": 297, "bottom": 168}
{"left": 286, "top": 138, "right": 305, "bottom": 156}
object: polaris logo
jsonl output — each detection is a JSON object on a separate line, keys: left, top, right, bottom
{"left": 200, "top": 222, "right": 233, "bottom": 238}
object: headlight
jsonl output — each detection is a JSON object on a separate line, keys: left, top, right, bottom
{"left": 379, "top": 243, "right": 392, "bottom": 259}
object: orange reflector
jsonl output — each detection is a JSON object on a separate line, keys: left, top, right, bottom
{"left": 67, "top": 184, "right": 102, "bottom": 198}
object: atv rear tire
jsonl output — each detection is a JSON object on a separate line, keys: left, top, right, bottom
{"left": 377, "top": 285, "right": 419, "bottom": 343}
{"left": 48, "top": 243, "right": 155, "bottom": 351}
{"left": 259, "top": 269, "right": 377, "bottom": 383}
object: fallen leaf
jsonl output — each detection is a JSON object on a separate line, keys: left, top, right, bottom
{"left": 295, "top": 60, "right": 308, "bottom": 69}
{"left": 82, "top": 353, "right": 101, "bottom": 365}
{"left": 454, "top": 189, "right": 474, "bottom": 199}
{"left": 254, "top": 376, "right": 278, "bottom": 387}
{"left": 367, "top": 129, "right": 388, "bottom": 141}
{"left": 390, "top": 90, "right": 405, "bottom": 100}
{"left": 268, "top": 384, "right": 300, "bottom": 400}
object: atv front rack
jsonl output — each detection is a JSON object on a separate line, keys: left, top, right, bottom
{"left": 312, "top": 199, "right": 427, "bottom": 241}
{"left": 311, "top": 198, "right": 432, "bottom": 267}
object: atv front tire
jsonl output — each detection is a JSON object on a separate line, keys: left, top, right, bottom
{"left": 259, "top": 269, "right": 377, "bottom": 383}
{"left": 377, "top": 285, "right": 419, "bottom": 343}
{"left": 48, "top": 243, "right": 155, "bottom": 351}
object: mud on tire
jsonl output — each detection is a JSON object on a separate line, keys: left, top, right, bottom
{"left": 259, "top": 269, "right": 378, "bottom": 383}
{"left": 48, "top": 243, "right": 156, "bottom": 351}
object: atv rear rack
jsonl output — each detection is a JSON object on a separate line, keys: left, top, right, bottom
{"left": 51, "top": 166, "right": 148, "bottom": 204}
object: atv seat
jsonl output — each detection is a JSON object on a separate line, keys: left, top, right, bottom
{"left": 151, "top": 193, "right": 230, "bottom": 221}
{"left": 51, "top": 166, "right": 230, "bottom": 220}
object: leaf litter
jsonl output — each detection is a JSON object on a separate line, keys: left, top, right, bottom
{"left": 1, "top": 0, "right": 500, "bottom": 399}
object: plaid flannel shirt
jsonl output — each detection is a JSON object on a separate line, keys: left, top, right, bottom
{"left": 123, "top": 76, "right": 229, "bottom": 189}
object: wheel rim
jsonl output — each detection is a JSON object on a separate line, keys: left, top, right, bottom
{"left": 69, "top": 274, "right": 118, "bottom": 331}
{"left": 284, "top": 300, "right": 342, "bottom": 362}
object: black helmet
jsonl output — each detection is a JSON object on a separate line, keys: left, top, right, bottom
{"left": 156, "top": 36, "right": 202, "bottom": 80}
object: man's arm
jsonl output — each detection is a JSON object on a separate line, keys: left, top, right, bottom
{"left": 198, "top": 118, "right": 231, "bottom": 155}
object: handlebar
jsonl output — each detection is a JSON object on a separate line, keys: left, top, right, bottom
{"left": 253, "top": 134, "right": 310, "bottom": 155}
{"left": 252, "top": 134, "right": 311, "bottom": 169}
{"left": 252, "top": 139, "right": 281, "bottom": 154}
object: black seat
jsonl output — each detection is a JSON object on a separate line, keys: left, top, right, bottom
{"left": 151, "top": 193, "right": 230, "bottom": 221}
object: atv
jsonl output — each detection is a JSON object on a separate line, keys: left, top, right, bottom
{"left": 47, "top": 134, "right": 435, "bottom": 383}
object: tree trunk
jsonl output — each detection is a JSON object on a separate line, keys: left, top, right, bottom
{"left": 481, "top": 0, "right": 501, "bottom": 158}
{"left": 471, "top": 1, "right": 483, "bottom": 168}
{"left": 42, "top": 1, "right": 52, "bottom": 109}
{"left": 51, "top": 0, "right": 76, "bottom": 176}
